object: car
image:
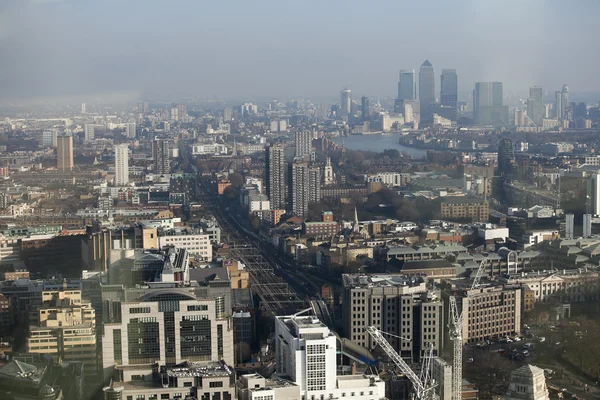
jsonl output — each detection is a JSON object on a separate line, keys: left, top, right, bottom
{"left": 513, "top": 337, "right": 521, "bottom": 342}
{"left": 539, "top": 336, "right": 546, "bottom": 342}
{"left": 467, "top": 358, "right": 474, "bottom": 363}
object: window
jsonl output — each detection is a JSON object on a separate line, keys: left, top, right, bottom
{"left": 209, "top": 381, "right": 224, "bottom": 388}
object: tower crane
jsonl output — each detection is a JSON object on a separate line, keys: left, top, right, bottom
{"left": 366, "top": 326, "right": 437, "bottom": 400}
{"left": 448, "top": 258, "right": 487, "bottom": 400}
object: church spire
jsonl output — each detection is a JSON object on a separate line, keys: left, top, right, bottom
{"left": 353, "top": 207, "right": 359, "bottom": 233}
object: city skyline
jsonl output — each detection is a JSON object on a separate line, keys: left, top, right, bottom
{"left": 1, "top": 0, "right": 599, "bottom": 101}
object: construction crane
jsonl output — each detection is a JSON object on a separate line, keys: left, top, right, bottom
{"left": 448, "top": 258, "right": 487, "bottom": 400}
{"left": 366, "top": 326, "right": 436, "bottom": 400}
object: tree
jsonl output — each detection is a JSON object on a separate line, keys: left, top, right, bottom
{"left": 229, "top": 172, "right": 244, "bottom": 187}
{"left": 383, "top": 149, "right": 401, "bottom": 159}
{"left": 249, "top": 215, "right": 261, "bottom": 232}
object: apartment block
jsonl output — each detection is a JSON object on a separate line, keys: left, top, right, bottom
{"left": 441, "top": 198, "right": 489, "bottom": 222}
{"left": 342, "top": 274, "right": 444, "bottom": 360}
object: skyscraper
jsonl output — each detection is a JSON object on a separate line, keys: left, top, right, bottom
{"left": 295, "top": 130, "right": 312, "bottom": 158}
{"left": 125, "top": 122, "right": 137, "bottom": 139}
{"left": 152, "top": 138, "right": 171, "bottom": 175}
{"left": 419, "top": 59, "right": 435, "bottom": 121}
{"left": 555, "top": 84, "right": 569, "bottom": 120}
{"left": 440, "top": 69, "right": 458, "bottom": 108}
{"left": 565, "top": 213, "right": 574, "bottom": 240}
{"left": 266, "top": 145, "right": 286, "bottom": 210}
{"left": 340, "top": 89, "right": 351, "bottom": 117}
{"left": 56, "top": 134, "right": 74, "bottom": 171}
{"left": 114, "top": 144, "right": 129, "bottom": 186}
{"left": 473, "top": 82, "right": 508, "bottom": 126}
{"left": 526, "top": 86, "right": 544, "bottom": 126}
{"left": 498, "top": 138, "right": 515, "bottom": 178}
{"left": 361, "top": 96, "right": 370, "bottom": 121}
{"left": 84, "top": 124, "right": 95, "bottom": 141}
{"left": 289, "top": 161, "right": 321, "bottom": 219}
{"left": 397, "top": 69, "right": 416, "bottom": 101}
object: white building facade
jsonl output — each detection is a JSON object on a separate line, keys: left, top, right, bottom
{"left": 114, "top": 144, "right": 129, "bottom": 186}
{"left": 158, "top": 234, "right": 212, "bottom": 260}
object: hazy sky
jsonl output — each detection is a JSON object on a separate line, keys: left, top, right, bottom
{"left": 1, "top": 0, "right": 599, "bottom": 102}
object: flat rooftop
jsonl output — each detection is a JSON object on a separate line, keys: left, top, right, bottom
{"left": 343, "top": 274, "right": 425, "bottom": 288}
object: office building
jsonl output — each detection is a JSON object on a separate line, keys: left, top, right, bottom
{"left": 440, "top": 198, "right": 489, "bottom": 222}
{"left": 460, "top": 285, "right": 521, "bottom": 344}
{"left": 526, "top": 86, "right": 545, "bottom": 127}
{"left": 56, "top": 134, "right": 74, "bottom": 171}
{"left": 565, "top": 214, "right": 574, "bottom": 239}
{"left": 398, "top": 69, "right": 416, "bottom": 101}
{"left": 266, "top": 145, "right": 286, "bottom": 210}
{"left": 275, "top": 314, "right": 385, "bottom": 400}
{"left": 361, "top": 95, "right": 370, "bottom": 121}
{"left": 152, "top": 138, "right": 171, "bottom": 175}
{"left": 589, "top": 173, "right": 600, "bottom": 216}
{"left": 114, "top": 144, "right": 129, "bottom": 186}
{"left": 342, "top": 274, "right": 444, "bottom": 360}
{"left": 223, "top": 107, "right": 233, "bottom": 121}
{"left": 295, "top": 130, "right": 312, "bottom": 157}
{"left": 26, "top": 289, "right": 97, "bottom": 375}
{"left": 158, "top": 234, "right": 212, "bottom": 260}
{"left": 440, "top": 69, "right": 458, "bottom": 108}
{"left": 498, "top": 138, "right": 515, "bottom": 177}
{"left": 289, "top": 161, "right": 321, "bottom": 219}
{"left": 432, "top": 357, "right": 453, "bottom": 400}
{"left": 505, "top": 364, "right": 549, "bottom": 400}
{"left": 419, "top": 60, "right": 435, "bottom": 121}
{"left": 583, "top": 213, "right": 592, "bottom": 237}
{"left": 101, "top": 285, "right": 233, "bottom": 380}
{"left": 340, "top": 88, "right": 352, "bottom": 117}
{"left": 473, "top": 82, "right": 509, "bottom": 126}
{"left": 555, "top": 84, "right": 569, "bottom": 120}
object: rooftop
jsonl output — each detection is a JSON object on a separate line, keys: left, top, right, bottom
{"left": 166, "top": 361, "right": 233, "bottom": 378}
{"left": 343, "top": 274, "right": 425, "bottom": 288}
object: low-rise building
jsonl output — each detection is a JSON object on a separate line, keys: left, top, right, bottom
{"left": 441, "top": 198, "right": 489, "bottom": 222}
{"left": 158, "top": 233, "right": 212, "bottom": 260}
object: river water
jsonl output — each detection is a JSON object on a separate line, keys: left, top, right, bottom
{"left": 331, "top": 134, "right": 426, "bottom": 159}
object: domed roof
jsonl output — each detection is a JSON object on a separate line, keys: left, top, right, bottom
{"left": 421, "top": 59, "right": 432, "bottom": 67}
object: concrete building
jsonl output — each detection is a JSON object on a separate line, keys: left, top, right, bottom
{"left": 236, "top": 373, "right": 301, "bottom": 400}
{"left": 26, "top": 289, "right": 97, "bottom": 375}
{"left": 101, "top": 287, "right": 233, "bottom": 380}
{"left": 152, "top": 138, "right": 171, "bottom": 175}
{"left": 505, "top": 364, "right": 549, "bottom": 400}
{"left": 294, "top": 130, "right": 312, "bottom": 157}
{"left": 342, "top": 274, "right": 444, "bottom": 360}
{"left": 56, "top": 134, "right": 74, "bottom": 171}
{"left": 364, "top": 172, "right": 410, "bottom": 187}
{"left": 275, "top": 314, "right": 386, "bottom": 400}
{"left": 266, "top": 145, "right": 286, "bottom": 210}
{"left": 84, "top": 124, "right": 96, "bottom": 141}
{"left": 114, "top": 144, "right": 129, "bottom": 186}
{"left": 460, "top": 285, "right": 521, "bottom": 344}
{"left": 431, "top": 357, "right": 452, "bottom": 400}
{"left": 440, "top": 198, "right": 489, "bottom": 222}
{"left": 158, "top": 234, "right": 212, "bottom": 260}
{"left": 289, "top": 161, "right": 320, "bottom": 219}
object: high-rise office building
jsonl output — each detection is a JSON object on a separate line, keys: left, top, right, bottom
{"left": 81, "top": 102, "right": 86, "bottom": 114}
{"left": 265, "top": 145, "right": 286, "bottom": 210}
{"left": 498, "top": 138, "right": 515, "bottom": 177}
{"left": 114, "top": 144, "right": 129, "bottom": 186}
{"left": 294, "top": 130, "right": 312, "bottom": 158}
{"left": 340, "top": 89, "right": 351, "bottom": 117}
{"left": 419, "top": 60, "right": 435, "bottom": 121}
{"left": 342, "top": 274, "right": 444, "bottom": 360}
{"left": 440, "top": 69, "right": 458, "bottom": 108}
{"left": 56, "top": 134, "right": 74, "bottom": 171}
{"left": 397, "top": 69, "right": 416, "bottom": 101}
{"left": 589, "top": 173, "right": 600, "bottom": 216}
{"left": 473, "top": 82, "right": 508, "bottom": 126}
{"left": 361, "top": 96, "right": 370, "bottom": 121}
{"left": 555, "top": 84, "right": 569, "bottom": 120}
{"left": 275, "top": 314, "right": 385, "bottom": 400}
{"left": 152, "top": 138, "right": 171, "bottom": 175}
{"left": 565, "top": 213, "right": 574, "bottom": 239}
{"left": 526, "top": 86, "right": 545, "bottom": 127}
{"left": 289, "top": 161, "right": 321, "bottom": 219}
{"left": 223, "top": 107, "right": 233, "bottom": 122}
{"left": 583, "top": 214, "right": 592, "bottom": 237}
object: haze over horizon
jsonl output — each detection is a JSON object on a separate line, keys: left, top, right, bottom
{"left": 1, "top": 0, "right": 599, "bottom": 102}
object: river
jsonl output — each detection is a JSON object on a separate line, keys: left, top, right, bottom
{"left": 331, "top": 134, "right": 426, "bottom": 158}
